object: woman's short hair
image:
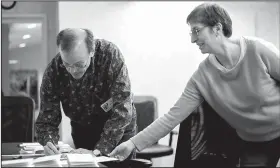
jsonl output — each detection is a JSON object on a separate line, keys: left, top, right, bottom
{"left": 56, "top": 28, "right": 94, "bottom": 53}
{"left": 187, "top": 3, "right": 232, "bottom": 38}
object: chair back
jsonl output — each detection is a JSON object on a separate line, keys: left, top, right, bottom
{"left": 133, "top": 96, "right": 158, "bottom": 133}
{"left": 2, "top": 96, "right": 34, "bottom": 142}
{"left": 174, "top": 101, "right": 238, "bottom": 168}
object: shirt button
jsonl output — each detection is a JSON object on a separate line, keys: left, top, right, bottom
{"left": 88, "top": 122, "right": 91, "bottom": 124}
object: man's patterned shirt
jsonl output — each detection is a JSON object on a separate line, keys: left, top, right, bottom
{"left": 35, "top": 39, "right": 137, "bottom": 154}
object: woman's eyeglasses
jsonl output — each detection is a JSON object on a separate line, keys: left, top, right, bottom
{"left": 189, "top": 26, "right": 208, "bottom": 37}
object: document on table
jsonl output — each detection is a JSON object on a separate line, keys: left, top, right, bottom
{"left": 19, "top": 142, "right": 41, "bottom": 147}
{"left": 19, "top": 141, "right": 65, "bottom": 147}
{"left": 93, "top": 156, "right": 119, "bottom": 163}
{"left": 2, "top": 158, "right": 33, "bottom": 167}
{"left": 19, "top": 141, "right": 72, "bottom": 154}
{"left": 33, "top": 154, "right": 62, "bottom": 167}
{"left": 2, "top": 154, "right": 45, "bottom": 160}
{"left": 66, "top": 154, "right": 99, "bottom": 167}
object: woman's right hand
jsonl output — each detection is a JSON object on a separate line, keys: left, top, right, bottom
{"left": 108, "top": 140, "right": 136, "bottom": 161}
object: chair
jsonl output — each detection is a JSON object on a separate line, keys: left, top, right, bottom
{"left": 174, "top": 101, "right": 239, "bottom": 168}
{"left": 2, "top": 96, "right": 35, "bottom": 142}
{"left": 133, "top": 96, "right": 177, "bottom": 161}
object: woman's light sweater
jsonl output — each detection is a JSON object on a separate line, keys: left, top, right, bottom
{"left": 131, "top": 36, "right": 280, "bottom": 151}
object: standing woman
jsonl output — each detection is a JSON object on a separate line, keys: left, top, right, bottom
{"left": 110, "top": 3, "right": 280, "bottom": 167}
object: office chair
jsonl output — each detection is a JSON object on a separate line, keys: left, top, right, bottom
{"left": 2, "top": 96, "right": 35, "bottom": 142}
{"left": 133, "top": 96, "right": 177, "bottom": 161}
{"left": 174, "top": 101, "right": 239, "bottom": 168}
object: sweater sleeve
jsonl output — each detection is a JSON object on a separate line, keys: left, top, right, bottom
{"left": 130, "top": 77, "right": 204, "bottom": 151}
{"left": 257, "top": 39, "right": 280, "bottom": 81}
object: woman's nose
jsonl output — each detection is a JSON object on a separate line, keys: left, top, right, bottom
{"left": 191, "top": 34, "right": 197, "bottom": 43}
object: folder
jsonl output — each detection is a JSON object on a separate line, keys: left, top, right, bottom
{"left": 66, "top": 154, "right": 99, "bottom": 167}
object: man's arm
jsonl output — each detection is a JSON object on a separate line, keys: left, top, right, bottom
{"left": 35, "top": 66, "right": 62, "bottom": 146}
{"left": 94, "top": 44, "right": 134, "bottom": 155}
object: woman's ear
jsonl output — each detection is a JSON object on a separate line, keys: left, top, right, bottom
{"left": 212, "top": 23, "right": 223, "bottom": 37}
{"left": 215, "top": 23, "right": 223, "bottom": 36}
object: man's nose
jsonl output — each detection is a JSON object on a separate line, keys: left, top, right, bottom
{"left": 69, "top": 67, "right": 78, "bottom": 73}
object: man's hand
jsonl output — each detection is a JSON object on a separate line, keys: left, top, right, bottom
{"left": 108, "top": 140, "right": 136, "bottom": 161}
{"left": 44, "top": 142, "right": 60, "bottom": 155}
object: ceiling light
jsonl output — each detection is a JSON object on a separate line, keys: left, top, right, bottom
{"left": 27, "top": 24, "right": 37, "bottom": 29}
{"left": 9, "top": 60, "right": 19, "bottom": 64}
{"left": 23, "top": 34, "right": 31, "bottom": 39}
{"left": 19, "top": 43, "right": 26, "bottom": 48}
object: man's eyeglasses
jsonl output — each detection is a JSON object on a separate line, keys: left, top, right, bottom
{"left": 62, "top": 56, "right": 90, "bottom": 72}
{"left": 189, "top": 26, "right": 208, "bottom": 37}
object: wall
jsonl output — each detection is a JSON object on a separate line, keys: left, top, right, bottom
{"left": 59, "top": 1, "right": 279, "bottom": 166}
{"left": 1, "top": 1, "right": 59, "bottom": 95}
{"left": 2, "top": 1, "right": 59, "bottom": 63}
{"left": 9, "top": 44, "right": 44, "bottom": 71}
{"left": 2, "top": 1, "right": 59, "bottom": 140}
{"left": 9, "top": 44, "right": 44, "bottom": 121}
{"left": 216, "top": 1, "right": 279, "bottom": 49}
{"left": 2, "top": 24, "right": 10, "bottom": 96}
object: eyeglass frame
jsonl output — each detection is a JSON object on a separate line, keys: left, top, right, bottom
{"left": 189, "top": 26, "right": 209, "bottom": 37}
{"left": 62, "top": 52, "right": 93, "bottom": 72}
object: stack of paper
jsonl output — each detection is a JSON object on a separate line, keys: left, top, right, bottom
{"left": 66, "top": 154, "right": 99, "bottom": 167}
{"left": 19, "top": 142, "right": 44, "bottom": 154}
{"left": 19, "top": 142, "right": 41, "bottom": 147}
{"left": 2, "top": 158, "right": 33, "bottom": 167}
{"left": 19, "top": 141, "right": 72, "bottom": 154}
{"left": 33, "top": 154, "right": 62, "bottom": 167}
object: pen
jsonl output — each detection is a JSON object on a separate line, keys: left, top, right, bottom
{"left": 48, "top": 134, "right": 59, "bottom": 150}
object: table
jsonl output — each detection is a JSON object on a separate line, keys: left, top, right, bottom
{"left": 1, "top": 142, "right": 106, "bottom": 167}
{"left": 2, "top": 142, "right": 22, "bottom": 155}
{"left": 2, "top": 143, "right": 152, "bottom": 168}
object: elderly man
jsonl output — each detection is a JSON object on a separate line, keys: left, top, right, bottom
{"left": 35, "top": 28, "right": 137, "bottom": 158}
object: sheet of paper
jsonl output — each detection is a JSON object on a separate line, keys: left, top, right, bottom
{"left": 60, "top": 160, "right": 69, "bottom": 167}
{"left": 32, "top": 154, "right": 62, "bottom": 167}
{"left": 19, "top": 142, "right": 41, "bottom": 147}
{"left": 2, "top": 158, "right": 33, "bottom": 167}
{"left": 93, "top": 156, "right": 119, "bottom": 163}
{"left": 20, "top": 141, "right": 65, "bottom": 147}
{"left": 66, "top": 154, "right": 94, "bottom": 163}
{"left": 66, "top": 154, "right": 100, "bottom": 167}
{"left": 2, "top": 154, "right": 45, "bottom": 160}
{"left": 33, "top": 154, "right": 61, "bottom": 163}
{"left": 23, "top": 146, "right": 44, "bottom": 151}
